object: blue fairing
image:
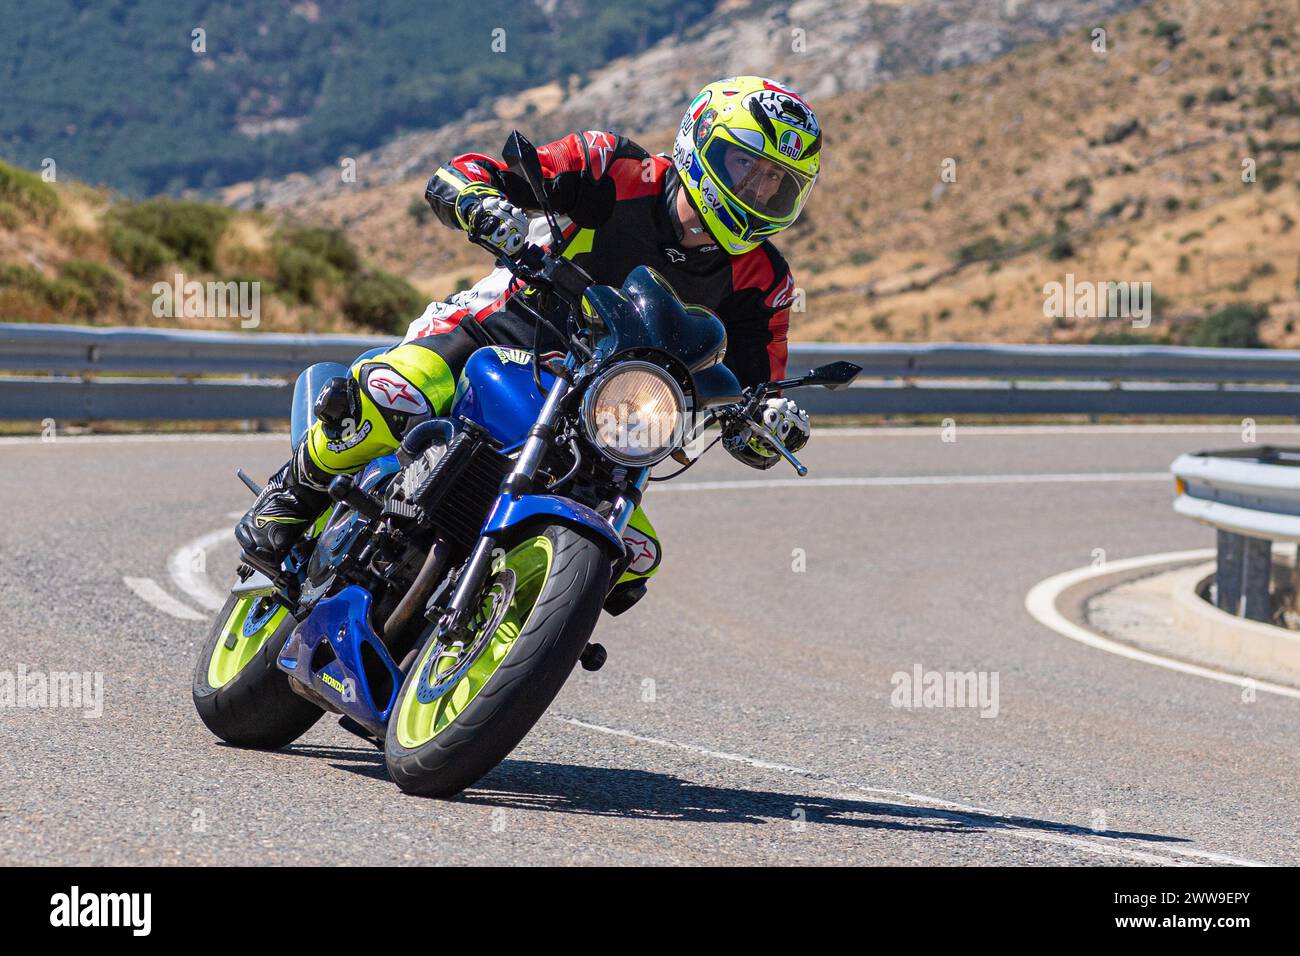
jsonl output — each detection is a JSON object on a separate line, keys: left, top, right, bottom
{"left": 277, "top": 453, "right": 404, "bottom": 733}
{"left": 277, "top": 585, "right": 403, "bottom": 736}
{"left": 452, "top": 346, "right": 554, "bottom": 449}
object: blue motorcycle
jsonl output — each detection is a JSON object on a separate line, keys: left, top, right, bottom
{"left": 192, "top": 133, "right": 861, "bottom": 796}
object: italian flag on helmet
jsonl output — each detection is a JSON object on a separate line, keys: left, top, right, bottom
{"left": 672, "top": 75, "right": 822, "bottom": 254}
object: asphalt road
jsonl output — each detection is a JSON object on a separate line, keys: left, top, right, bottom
{"left": 1, "top": 424, "right": 1297, "bottom": 865}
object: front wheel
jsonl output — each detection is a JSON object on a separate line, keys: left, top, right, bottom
{"left": 192, "top": 592, "right": 324, "bottom": 748}
{"left": 385, "top": 524, "right": 612, "bottom": 797}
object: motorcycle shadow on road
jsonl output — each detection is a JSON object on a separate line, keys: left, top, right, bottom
{"left": 285, "top": 744, "right": 1187, "bottom": 845}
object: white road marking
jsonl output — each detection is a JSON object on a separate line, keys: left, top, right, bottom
{"left": 655, "top": 471, "right": 1169, "bottom": 492}
{"left": 1025, "top": 549, "right": 1300, "bottom": 701}
{"left": 6, "top": 424, "right": 1295, "bottom": 448}
{"left": 168, "top": 527, "right": 234, "bottom": 612}
{"left": 121, "top": 576, "right": 206, "bottom": 621}
{"left": 0, "top": 433, "right": 287, "bottom": 446}
{"left": 553, "top": 715, "right": 1269, "bottom": 867}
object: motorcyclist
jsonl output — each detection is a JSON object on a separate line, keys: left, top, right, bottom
{"left": 237, "top": 75, "right": 822, "bottom": 566}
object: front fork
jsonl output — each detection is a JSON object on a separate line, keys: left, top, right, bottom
{"left": 439, "top": 367, "right": 649, "bottom": 634}
{"left": 442, "top": 367, "right": 566, "bottom": 631}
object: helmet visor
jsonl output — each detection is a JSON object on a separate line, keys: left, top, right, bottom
{"left": 701, "top": 136, "right": 812, "bottom": 222}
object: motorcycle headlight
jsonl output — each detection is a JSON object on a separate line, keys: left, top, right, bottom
{"left": 581, "top": 361, "right": 686, "bottom": 467}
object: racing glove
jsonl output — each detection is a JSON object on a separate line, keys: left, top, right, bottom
{"left": 723, "top": 397, "right": 811, "bottom": 469}
{"left": 452, "top": 184, "right": 529, "bottom": 257}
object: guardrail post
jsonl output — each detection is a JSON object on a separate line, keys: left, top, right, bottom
{"left": 1241, "top": 536, "right": 1272, "bottom": 622}
{"left": 1217, "top": 531, "right": 1274, "bottom": 620}
{"left": 1215, "top": 530, "right": 1243, "bottom": 613}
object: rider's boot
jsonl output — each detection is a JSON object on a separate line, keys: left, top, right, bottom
{"left": 235, "top": 342, "right": 463, "bottom": 567}
{"left": 234, "top": 443, "right": 332, "bottom": 567}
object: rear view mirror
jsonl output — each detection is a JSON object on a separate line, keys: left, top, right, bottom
{"left": 502, "top": 131, "right": 546, "bottom": 203}
{"left": 502, "top": 130, "right": 564, "bottom": 247}
{"left": 803, "top": 361, "right": 862, "bottom": 390}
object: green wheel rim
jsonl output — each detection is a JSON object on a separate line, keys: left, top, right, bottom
{"left": 206, "top": 595, "right": 288, "bottom": 689}
{"left": 395, "top": 534, "right": 554, "bottom": 749}
{"left": 206, "top": 510, "right": 328, "bottom": 689}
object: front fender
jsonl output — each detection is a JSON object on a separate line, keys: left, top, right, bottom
{"left": 482, "top": 493, "right": 625, "bottom": 558}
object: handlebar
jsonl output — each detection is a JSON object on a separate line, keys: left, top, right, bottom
{"left": 469, "top": 235, "right": 594, "bottom": 307}
{"left": 693, "top": 390, "right": 808, "bottom": 477}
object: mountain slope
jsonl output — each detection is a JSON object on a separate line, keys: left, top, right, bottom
{"left": 272, "top": 0, "right": 1299, "bottom": 347}
{"left": 0, "top": 0, "right": 714, "bottom": 195}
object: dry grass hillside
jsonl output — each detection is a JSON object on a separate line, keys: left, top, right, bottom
{"left": 787, "top": 0, "right": 1300, "bottom": 346}
{"left": 0, "top": 162, "right": 425, "bottom": 335}
{"left": 3, "top": 0, "right": 1294, "bottom": 349}
{"left": 286, "top": 0, "right": 1300, "bottom": 347}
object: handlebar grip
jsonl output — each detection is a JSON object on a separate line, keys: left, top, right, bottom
{"left": 328, "top": 475, "right": 383, "bottom": 520}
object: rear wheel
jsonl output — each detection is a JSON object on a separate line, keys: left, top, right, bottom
{"left": 385, "top": 524, "right": 611, "bottom": 797}
{"left": 192, "top": 592, "right": 323, "bottom": 749}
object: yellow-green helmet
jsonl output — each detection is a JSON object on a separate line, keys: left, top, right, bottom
{"left": 672, "top": 76, "right": 822, "bottom": 254}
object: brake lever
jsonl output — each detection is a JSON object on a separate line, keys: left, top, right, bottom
{"left": 744, "top": 416, "right": 808, "bottom": 476}
{"left": 712, "top": 401, "right": 808, "bottom": 476}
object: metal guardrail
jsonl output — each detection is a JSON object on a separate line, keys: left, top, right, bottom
{"left": 1171, "top": 448, "right": 1300, "bottom": 622}
{"left": 7, "top": 322, "right": 1300, "bottom": 420}
{"left": 0, "top": 323, "right": 383, "bottom": 376}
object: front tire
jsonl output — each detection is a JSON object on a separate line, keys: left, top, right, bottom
{"left": 385, "top": 524, "right": 612, "bottom": 797}
{"left": 192, "top": 592, "right": 324, "bottom": 749}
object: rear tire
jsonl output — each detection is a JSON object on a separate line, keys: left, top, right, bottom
{"left": 193, "top": 593, "right": 323, "bottom": 749}
{"left": 385, "top": 524, "right": 611, "bottom": 797}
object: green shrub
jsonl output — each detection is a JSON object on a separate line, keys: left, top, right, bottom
{"left": 276, "top": 225, "right": 360, "bottom": 276}
{"left": 58, "top": 259, "right": 125, "bottom": 310}
{"left": 116, "top": 199, "right": 230, "bottom": 271}
{"left": 1102, "top": 118, "right": 1142, "bottom": 144}
{"left": 953, "top": 235, "right": 1006, "bottom": 263}
{"left": 275, "top": 245, "right": 339, "bottom": 304}
{"left": 1184, "top": 303, "right": 1266, "bottom": 348}
{"left": 1154, "top": 20, "right": 1183, "bottom": 48}
{"left": 0, "top": 264, "right": 96, "bottom": 316}
{"left": 342, "top": 271, "right": 424, "bottom": 333}
{"left": 1047, "top": 234, "right": 1076, "bottom": 261}
{"left": 108, "top": 224, "right": 173, "bottom": 276}
{"left": 0, "top": 160, "right": 59, "bottom": 220}
{"left": 0, "top": 201, "right": 18, "bottom": 230}
{"left": 407, "top": 198, "right": 432, "bottom": 226}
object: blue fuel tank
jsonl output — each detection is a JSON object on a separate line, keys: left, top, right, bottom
{"left": 451, "top": 346, "right": 556, "bottom": 449}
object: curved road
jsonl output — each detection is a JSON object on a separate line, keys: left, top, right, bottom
{"left": 1, "top": 425, "right": 1297, "bottom": 865}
